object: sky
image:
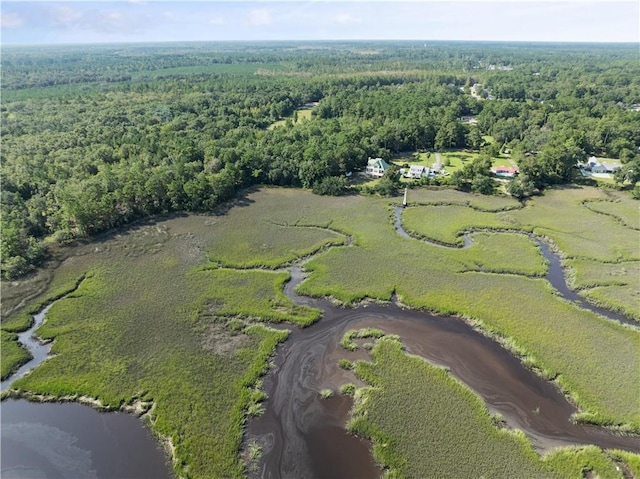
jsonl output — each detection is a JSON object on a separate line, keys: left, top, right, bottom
{"left": 1, "top": 1, "right": 638, "bottom": 45}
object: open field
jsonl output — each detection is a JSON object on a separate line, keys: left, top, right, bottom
{"left": 347, "top": 334, "right": 638, "bottom": 479}
{"left": 2, "top": 186, "right": 639, "bottom": 477}
{"left": 267, "top": 107, "right": 314, "bottom": 130}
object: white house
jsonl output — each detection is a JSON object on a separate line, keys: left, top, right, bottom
{"left": 365, "top": 157, "right": 390, "bottom": 178}
{"left": 460, "top": 115, "right": 477, "bottom": 124}
{"left": 407, "top": 165, "right": 430, "bottom": 179}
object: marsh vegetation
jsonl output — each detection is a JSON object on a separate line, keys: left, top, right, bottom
{"left": 2, "top": 41, "right": 639, "bottom": 478}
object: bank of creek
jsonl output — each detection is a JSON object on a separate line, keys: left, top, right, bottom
{"left": 1, "top": 288, "right": 171, "bottom": 479}
{"left": 247, "top": 208, "right": 639, "bottom": 478}
{"left": 2, "top": 207, "right": 638, "bottom": 479}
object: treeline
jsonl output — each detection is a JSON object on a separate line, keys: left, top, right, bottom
{"left": 2, "top": 42, "right": 639, "bottom": 278}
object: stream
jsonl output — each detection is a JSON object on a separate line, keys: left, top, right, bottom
{"left": 2, "top": 207, "right": 637, "bottom": 479}
{"left": 248, "top": 208, "right": 639, "bottom": 478}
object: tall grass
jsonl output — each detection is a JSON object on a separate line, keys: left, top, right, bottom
{"left": 3, "top": 187, "right": 639, "bottom": 477}
{"left": 260, "top": 187, "right": 640, "bottom": 429}
{"left": 1, "top": 213, "right": 315, "bottom": 478}
{"left": 348, "top": 336, "right": 555, "bottom": 478}
{"left": 1, "top": 331, "right": 31, "bottom": 380}
{"left": 347, "top": 333, "right": 638, "bottom": 479}
{"left": 402, "top": 204, "right": 527, "bottom": 246}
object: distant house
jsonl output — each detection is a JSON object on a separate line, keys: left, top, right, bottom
{"left": 460, "top": 115, "right": 477, "bottom": 124}
{"left": 601, "top": 162, "right": 621, "bottom": 173}
{"left": 591, "top": 163, "right": 608, "bottom": 174}
{"left": 491, "top": 166, "right": 519, "bottom": 178}
{"left": 365, "top": 157, "right": 390, "bottom": 178}
{"left": 407, "top": 165, "right": 430, "bottom": 179}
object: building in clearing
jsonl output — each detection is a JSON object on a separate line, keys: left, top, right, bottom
{"left": 365, "top": 157, "right": 390, "bottom": 178}
{"left": 407, "top": 164, "right": 430, "bottom": 179}
{"left": 491, "top": 166, "right": 519, "bottom": 178}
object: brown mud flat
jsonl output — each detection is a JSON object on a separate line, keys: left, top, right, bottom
{"left": 248, "top": 267, "right": 639, "bottom": 479}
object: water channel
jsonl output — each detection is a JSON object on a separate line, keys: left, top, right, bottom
{"left": 2, "top": 207, "right": 637, "bottom": 478}
{"left": 1, "top": 293, "right": 172, "bottom": 479}
{"left": 248, "top": 208, "right": 639, "bottom": 478}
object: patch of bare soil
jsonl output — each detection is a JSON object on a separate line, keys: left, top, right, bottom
{"left": 202, "top": 323, "right": 253, "bottom": 357}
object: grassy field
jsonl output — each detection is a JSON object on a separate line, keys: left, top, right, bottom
{"left": 345, "top": 333, "right": 638, "bottom": 479}
{"left": 2, "top": 186, "right": 639, "bottom": 476}
{"left": 267, "top": 107, "right": 314, "bottom": 130}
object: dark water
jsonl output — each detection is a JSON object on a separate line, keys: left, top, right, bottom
{"left": 536, "top": 239, "right": 637, "bottom": 326}
{"left": 249, "top": 210, "right": 639, "bottom": 478}
{"left": 1, "top": 294, "right": 172, "bottom": 479}
{"left": 250, "top": 294, "right": 639, "bottom": 478}
{"left": 1, "top": 305, "right": 53, "bottom": 393}
{"left": 1, "top": 399, "right": 171, "bottom": 479}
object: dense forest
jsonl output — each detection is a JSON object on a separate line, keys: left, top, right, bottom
{"left": 2, "top": 41, "right": 639, "bottom": 278}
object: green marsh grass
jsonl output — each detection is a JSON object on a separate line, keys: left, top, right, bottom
{"left": 610, "top": 449, "right": 640, "bottom": 477}
{"left": 3, "top": 186, "right": 639, "bottom": 477}
{"left": 501, "top": 187, "right": 639, "bottom": 262}
{"left": 544, "top": 446, "right": 625, "bottom": 479}
{"left": 1, "top": 213, "right": 320, "bottom": 478}
{"left": 583, "top": 192, "right": 640, "bottom": 231}
{"left": 348, "top": 336, "right": 556, "bottom": 478}
{"left": 205, "top": 195, "right": 346, "bottom": 268}
{"left": 407, "top": 187, "right": 522, "bottom": 210}
{"left": 320, "top": 388, "right": 334, "bottom": 399}
{"left": 347, "top": 333, "right": 639, "bottom": 479}
{"left": 264, "top": 188, "right": 640, "bottom": 429}
{"left": 1, "top": 330, "right": 31, "bottom": 380}
{"left": 402, "top": 204, "right": 525, "bottom": 246}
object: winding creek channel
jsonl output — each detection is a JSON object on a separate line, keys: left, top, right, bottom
{"left": 2, "top": 206, "right": 638, "bottom": 479}
{"left": 247, "top": 207, "right": 639, "bottom": 478}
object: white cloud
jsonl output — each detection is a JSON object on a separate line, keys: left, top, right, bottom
{"left": 334, "top": 13, "right": 361, "bottom": 25}
{"left": 0, "top": 12, "right": 25, "bottom": 28}
{"left": 49, "top": 5, "right": 83, "bottom": 28}
{"left": 208, "top": 15, "right": 225, "bottom": 25}
{"left": 248, "top": 8, "right": 272, "bottom": 26}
